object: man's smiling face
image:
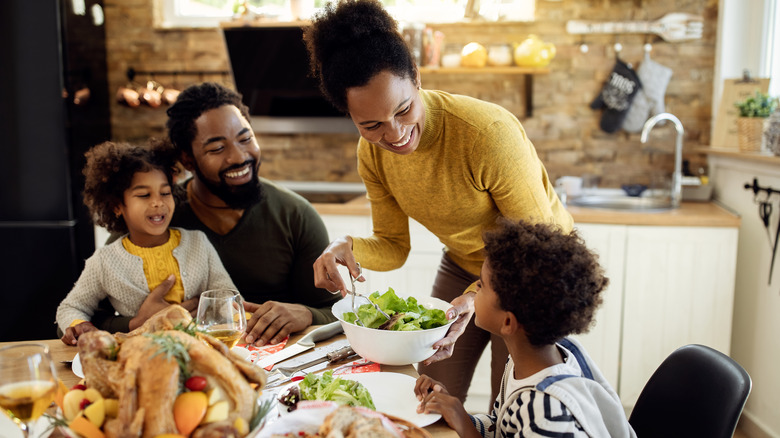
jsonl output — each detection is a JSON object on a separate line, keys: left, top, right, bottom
{"left": 186, "top": 104, "right": 264, "bottom": 209}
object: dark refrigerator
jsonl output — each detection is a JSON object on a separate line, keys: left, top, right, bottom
{"left": 0, "top": 0, "right": 110, "bottom": 341}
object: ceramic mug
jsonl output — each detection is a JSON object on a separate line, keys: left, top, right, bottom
{"left": 556, "top": 176, "right": 583, "bottom": 197}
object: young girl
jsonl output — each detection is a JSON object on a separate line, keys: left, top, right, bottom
{"left": 56, "top": 140, "right": 236, "bottom": 345}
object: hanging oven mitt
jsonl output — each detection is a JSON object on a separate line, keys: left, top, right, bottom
{"left": 622, "top": 53, "right": 674, "bottom": 133}
{"left": 590, "top": 58, "right": 642, "bottom": 133}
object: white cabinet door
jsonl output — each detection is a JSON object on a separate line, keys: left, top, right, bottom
{"left": 571, "top": 223, "right": 627, "bottom": 390}
{"left": 619, "top": 226, "right": 739, "bottom": 409}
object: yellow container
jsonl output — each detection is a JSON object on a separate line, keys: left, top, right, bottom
{"left": 513, "top": 35, "right": 556, "bottom": 67}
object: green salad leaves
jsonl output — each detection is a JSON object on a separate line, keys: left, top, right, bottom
{"left": 298, "top": 370, "right": 375, "bottom": 409}
{"left": 343, "top": 288, "right": 449, "bottom": 330}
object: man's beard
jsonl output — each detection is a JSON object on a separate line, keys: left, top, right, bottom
{"left": 192, "top": 159, "right": 265, "bottom": 210}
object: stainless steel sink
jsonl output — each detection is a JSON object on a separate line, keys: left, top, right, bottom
{"left": 568, "top": 192, "right": 674, "bottom": 212}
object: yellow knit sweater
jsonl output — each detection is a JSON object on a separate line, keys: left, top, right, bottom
{"left": 352, "top": 89, "right": 572, "bottom": 276}
{"left": 123, "top": 229, "right": 185, "bottom": 303}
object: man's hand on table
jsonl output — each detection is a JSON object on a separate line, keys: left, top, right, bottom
{"left": 60, "top": 321, "right": 98, "bottom": 345}
{"left": 244, "top": 301, "right": 313, "bottom": 346}
{"left": 423, "top": 291, "right": 476, "bottom": 365}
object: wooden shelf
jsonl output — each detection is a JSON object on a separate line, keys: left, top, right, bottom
{"left": 419, "top": 66, "right": 550, "bottom": 117}
{"left": 694, "top": 147, "right": 780, "bottom": 165}
{"left": 418, "top": 66, "right": 550, "bottom": 74}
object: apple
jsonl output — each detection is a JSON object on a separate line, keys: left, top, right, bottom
{"left": 84, "top": 398, "right": 105, "bottom": 428}
{"left": 206, "top": 386, "right": 224, "bottom": 405}
{"left": 63, "top": 389, "right": 86, "bottom": 420}
{"left": 200, "top": 400, "right": 228, "bottom": 424}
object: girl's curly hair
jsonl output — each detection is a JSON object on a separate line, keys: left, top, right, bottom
{"left": 482, "top": 219, "right": 608, "bottom": 346}
{"left": 303, "top": 0, "right": 417, "bottom": 113}
{"left": 82, "top": 139, "right": 180, "bottom": 234}
{"left": 166, "top": 82, "right": 250, "bottom": 156}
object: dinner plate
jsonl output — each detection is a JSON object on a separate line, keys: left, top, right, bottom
{"left": 277, "top": 372, "right": 440, "bottom": 428}
{"left": 72, "top": 353, "right": 84, "bottom": 378}
{"left": 232, "top": 346, "right": 252, "bottom": 361}
{"left": 258, "top": 402, "right": 403, "bottom": 438}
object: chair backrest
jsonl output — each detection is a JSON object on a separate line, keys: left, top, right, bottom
{"left": 628, "top": 344, "right": 752, "bottom": 438}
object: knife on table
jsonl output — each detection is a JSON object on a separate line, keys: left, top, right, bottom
{"left": 256, "top": 321, "right": 344, "bottom": 368}
{"left": 265, "top": 345, "right": 356, "bottom": 388}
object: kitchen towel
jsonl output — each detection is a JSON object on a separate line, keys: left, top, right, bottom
{"left": 590, "top": 58, "right": 642, "bottom": 133}
{"left": 622, "top": 53, "right": 673, "bottom": 133}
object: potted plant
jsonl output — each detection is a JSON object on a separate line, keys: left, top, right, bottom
{"left": 734, "top": 91, "right": 779, "bottom": 152}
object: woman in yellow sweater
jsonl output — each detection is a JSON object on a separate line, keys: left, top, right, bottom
{"left": 306, "top": 0, "right": 572, "bottom": 404}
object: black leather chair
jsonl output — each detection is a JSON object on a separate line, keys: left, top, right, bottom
{"left": 628, "top": 344, "right": 752, "bottom": 438}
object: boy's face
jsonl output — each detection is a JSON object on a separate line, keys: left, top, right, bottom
{"left": 474, "top": 259, "right": 504, "bottom": 334}
{"left": 114, "top": 169, "right": 174, "bottom": 247}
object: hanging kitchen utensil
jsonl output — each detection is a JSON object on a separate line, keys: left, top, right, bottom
{"left": 759, "top": 196, "right": 773, "bottom": 250}
{"left": 566, "top": 12, "right": 704, "bottom": 43}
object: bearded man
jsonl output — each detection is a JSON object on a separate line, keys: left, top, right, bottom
{"left": 93, "top": 83, "right": 338, "bottom": 345}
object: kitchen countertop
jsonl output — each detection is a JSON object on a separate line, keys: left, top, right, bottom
{"left": 312, "top": 196, "right": 741, "bottom": 227}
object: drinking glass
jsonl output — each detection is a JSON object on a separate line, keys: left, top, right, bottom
{"left": 0, "top": 344, "right": 58, "bottom": 437}
{"left": 196, "top": 289, "right": 246, "bottom": 349}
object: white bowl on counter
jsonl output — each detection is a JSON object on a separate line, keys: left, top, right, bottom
{"left": 332, "top": 294, "right": 455, "bottom": 366}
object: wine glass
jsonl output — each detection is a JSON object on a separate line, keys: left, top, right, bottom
{"left": 0, "top": 344, "right": 58, "bottom": 437}
{"left": 196, "top": 289, "right": 246, "bottom": 349}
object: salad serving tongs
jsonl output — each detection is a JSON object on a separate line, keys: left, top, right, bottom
{"left": 349, "top": 263, "right": 390, "bottom": 327}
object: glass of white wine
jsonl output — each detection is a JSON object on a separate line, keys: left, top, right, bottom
{"left": 0, "top": 344, "right": 58, "bottom": 437}
{"left": 196, "top": 289, "right": 246, "bottom": 349}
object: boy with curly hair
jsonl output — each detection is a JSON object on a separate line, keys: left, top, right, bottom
{"left": 415, "top": 219, "right": 635, "bottom": 437}
{"left": 56, "top": 140, "right": 236, "bottom": 344}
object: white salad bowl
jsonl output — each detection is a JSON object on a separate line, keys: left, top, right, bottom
{"left": 332, "top": 294, "right": 455, "bottom": 365}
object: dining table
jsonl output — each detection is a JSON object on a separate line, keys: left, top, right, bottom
{"left": 0, "top": 325, "right": 459, "bottom": 438}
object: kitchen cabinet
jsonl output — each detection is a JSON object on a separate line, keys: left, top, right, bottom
{"left": 574, "top": 223, "right": 738, "bottom": 410}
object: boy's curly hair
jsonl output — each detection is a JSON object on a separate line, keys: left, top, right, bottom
{"left": 303, "top": 0, "right": 417, "bottom": 113}
{"left": 166, "top": 82, "right": 250, "bottom": 156}
{"left": 482, "top": 219, "right": 608, "bottom": 346}
{"left": 82, "top": 139, "right": 180, "bottom": 234}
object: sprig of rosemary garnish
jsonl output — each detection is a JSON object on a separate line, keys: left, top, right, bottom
{"left": 146, "top": 333, "right": 192, "bottom": 381}
{"left": 42, "top": 413, "right": 69, "bottom": 435}
{"left": 174, "top": 320, "right": 204, "bottom": 337}
{"left": 250, "top": 394, "right": 278, "bottom": 431}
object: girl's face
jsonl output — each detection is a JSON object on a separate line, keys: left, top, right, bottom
{"left": 114, "top": 169, "right": 175, "bottom": 247}
{"left": 346, "top": 70, "right": 425, "bottom": 156}
{"left": 474, "top": 259, "right": 504, "bottom": 334}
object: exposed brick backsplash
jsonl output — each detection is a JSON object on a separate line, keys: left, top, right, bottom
{"left": 104, "top": 0, "right": 715, "bottom": 187}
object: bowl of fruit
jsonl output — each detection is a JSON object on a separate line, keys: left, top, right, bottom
{"left": 332, "top": 289, "right": 455, "bottom": 365}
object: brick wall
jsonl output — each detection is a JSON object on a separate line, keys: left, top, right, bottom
{"left": 104, "top": 0, "right": 716, "bottom": 188}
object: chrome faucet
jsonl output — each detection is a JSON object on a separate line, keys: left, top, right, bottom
{"left": 641, "top": 113, "right": 684, "bottom": 208}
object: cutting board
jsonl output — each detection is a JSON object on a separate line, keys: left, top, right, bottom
{"left": 712, "top": 77, "right": 770, "bottom": 149}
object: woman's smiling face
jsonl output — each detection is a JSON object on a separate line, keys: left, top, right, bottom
{"left": 345, "top": 70, "right": 425, "bottom": 156}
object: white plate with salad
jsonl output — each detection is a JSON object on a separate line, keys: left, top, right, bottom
{"left": 277, "top": 371, "right": 441, "bottom": 428}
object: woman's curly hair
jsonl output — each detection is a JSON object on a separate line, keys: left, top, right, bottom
{"left": 482, "top": 219, "right": 608, "bottom": 346}
{"left": 166, "top": 82, "right": 250, "bottom": 156}
{"left": 82, "top": 139, "right": 180, "bottom": 234}
{"left": 303, "top": 0, "right": 417, "bottom": 113}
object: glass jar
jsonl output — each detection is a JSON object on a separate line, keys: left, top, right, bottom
{"left": 441, "top": 44, "right": 462, "bottom": 68}
{"left": 487, "top": 44, "right": 513, "bottom": 67}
